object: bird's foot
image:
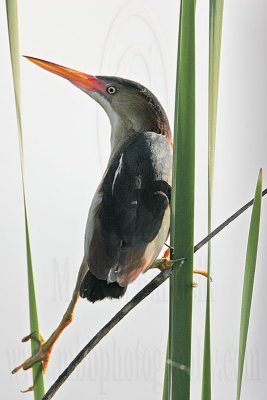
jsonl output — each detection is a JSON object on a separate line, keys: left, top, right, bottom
{"left": 150, "top": 248, "right": 186, "bottom": 271}
{"left": 192, "top": 269, "right": 213, "bottom": 287}
{"left": 12, "top": 308, "right": 75, "bottom": 379}
{"left": 12, "top": 331, "right": 51, "bottom": 375}
{"left": 151, "top": 258, "right": 175, "bottom": 271}
{"left": 148, "top": 247, "right": 185, "bottom": 271}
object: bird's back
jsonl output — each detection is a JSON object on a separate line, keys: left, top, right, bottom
{"left": 80, "top": 132, "right": 172, "bottom": 302}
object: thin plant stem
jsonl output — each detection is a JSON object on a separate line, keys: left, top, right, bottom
{"left": 42, "top": 188, "right": 267, "bottom": 400}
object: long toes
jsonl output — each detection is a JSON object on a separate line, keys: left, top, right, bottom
{"left": 11, "top": 365, "right": 23, "bottom": 374}
{"left": 21, "top": 331, "right": 45, "bottom": 345}
{"left": 12, "top": 361, "right": 31, "bottom": 374}
{"left": 193, "top": 269, "right": 213, "bottom": 281}
{"left": 21, "top": 386, "right": 34, "bottom": 393}
{"left": 12, "top": 350, "right": 45, "bottom": 374}
{"left": 11, "top": 359, "right": 33, "bottom": 374}
{"left": 21, "top": 332, "right": 37, "bottom": 343}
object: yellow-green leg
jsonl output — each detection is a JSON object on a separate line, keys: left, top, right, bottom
{"left": 12, "top": 260, "right": 88, "bottom": 375}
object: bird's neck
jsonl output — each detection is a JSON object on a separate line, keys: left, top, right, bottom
{"left": 108, "top": 116, "right": 133, "bottom": 163}
{"left": 108, "top": 111, "right": 172, "bottom": 161}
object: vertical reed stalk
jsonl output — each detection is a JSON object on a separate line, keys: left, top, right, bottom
{"left": 163, "top": 1, "right": 195, "bottom": 399}
{"left": 202, "top": 1, "right": 224, "bottom": 398}
{"left": 6, "top": 1, "right": 45, "bottom": 397}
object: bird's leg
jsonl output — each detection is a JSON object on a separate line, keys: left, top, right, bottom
{"left": 12, "top": 260, "right": 88, "bottom": 375}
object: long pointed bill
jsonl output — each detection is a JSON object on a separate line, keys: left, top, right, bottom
{"left": 24, "top": 56, "right": 103, "bottom": 92}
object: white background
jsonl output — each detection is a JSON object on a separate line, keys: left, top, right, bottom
{"left": 0, "top": 0, "right": 267, "bottom": 399}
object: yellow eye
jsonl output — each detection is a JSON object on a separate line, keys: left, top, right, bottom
{"left": 107, "top": 86, "right": 116, "bottom": 95}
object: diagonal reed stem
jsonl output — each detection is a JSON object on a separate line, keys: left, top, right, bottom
{"left": 42, "top": 188, "right": 267, "bottom": 400}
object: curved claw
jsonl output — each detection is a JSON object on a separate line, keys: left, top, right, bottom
{"left": 11, "top": 345, "right": 49, "bottom": 374}
{"left": 21, "top": 332, "right": 37, "bottom": 343}
{"left": 21, "top": 386, "right": 34, "bottom": 393}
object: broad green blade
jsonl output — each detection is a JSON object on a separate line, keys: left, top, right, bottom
{"left": 6, "top": 1, "right": 45, "bottom": 397}
{"left": 202, "top": 1, "right": 224, "bottom": 399}
{"left": 236, "top": 170, "right": 262, "bottom": 400}
{"left": 163, "top": 1, "right": 195, "bottom": 399}
{"left": 162, "top": 337, "right": 170, "bottom": 399}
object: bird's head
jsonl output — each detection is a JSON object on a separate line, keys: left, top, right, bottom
{"left": 24, "top": 56, "right": 171, "bottom": 152}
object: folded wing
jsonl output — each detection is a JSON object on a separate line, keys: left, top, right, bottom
{"left": 86, "top": 132, "right": 172, "bottom": 286}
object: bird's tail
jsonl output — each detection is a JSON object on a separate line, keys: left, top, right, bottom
{"left": 80, "top": 270, "right": 127, "bottom": 303}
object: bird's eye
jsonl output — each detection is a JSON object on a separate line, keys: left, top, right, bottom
{"left": 107, "top": 86, "right": 116, "bottom": 95}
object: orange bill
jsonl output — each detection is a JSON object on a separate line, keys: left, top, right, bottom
{"left": 24, "top": 56, "right": 103, "bottom": 92}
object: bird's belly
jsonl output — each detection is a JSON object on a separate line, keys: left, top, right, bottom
{"left": 144, "top": 205, "right": 171, "bottom": 270}
{"left": 116, "top": 206, "right": 170, "bottom": 286}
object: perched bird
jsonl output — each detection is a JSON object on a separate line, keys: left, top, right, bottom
{"left": 12, "top": 57, "right": 172, "bottom": 376}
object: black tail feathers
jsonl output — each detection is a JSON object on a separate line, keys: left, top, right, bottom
{"left": 80, "top": 270, "right": 127, "bottom": 303}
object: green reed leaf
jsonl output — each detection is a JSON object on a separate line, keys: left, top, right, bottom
{"left": 163, "top": 1, "right": 195, "bottom": 399}
{"left": 236, "top": 170, "right": 262, "bottom": 400}
{"left": 202, "top": 1, "right": 224, "bottom": 399}
{"left": 6, "top": 0, "right": 45, "bottom": 397}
